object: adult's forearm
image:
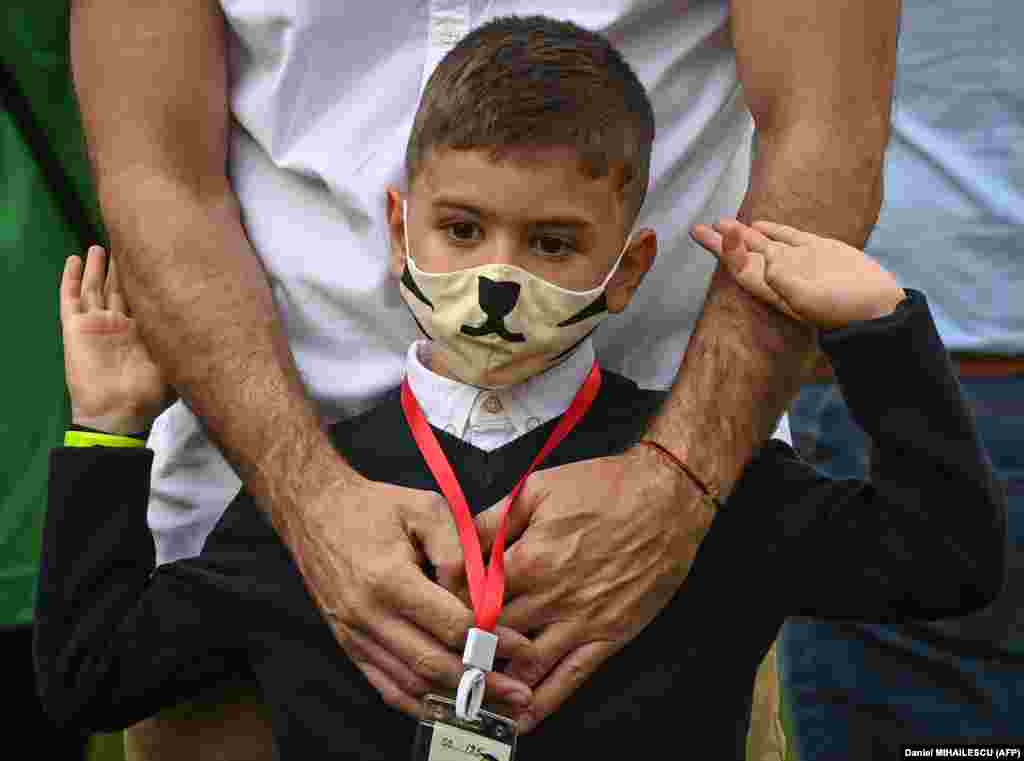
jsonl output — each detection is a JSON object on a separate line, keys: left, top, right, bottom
{"left": 647, "top": 122, "right": 885, "bottom": 494}
{"left": 99, "top": 180, "right": 354, "bottom": 528}
{"left": 69, "top": 0, "right": 357, "bottom": 538}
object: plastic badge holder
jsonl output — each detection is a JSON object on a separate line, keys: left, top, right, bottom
{"left": 412, "top": 694, "right": 518, "bottom": 761}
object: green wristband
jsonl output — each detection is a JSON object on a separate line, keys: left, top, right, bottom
{"left": 64, "top": 430, "right": 146, "bottom": 449}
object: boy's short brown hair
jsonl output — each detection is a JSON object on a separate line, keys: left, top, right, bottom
{"left": 406, "top": 15, "right": 656, "bottom": 225}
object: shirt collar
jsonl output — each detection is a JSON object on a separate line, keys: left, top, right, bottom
{"left": 404, "top": 339, "right": 596, "bottom": 441}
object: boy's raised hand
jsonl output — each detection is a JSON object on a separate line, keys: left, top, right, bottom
{"left": 61, "top": 245, "right": 173, "bottom": 435}
{"left": 691, "top": 219, "right": 905, "bottom": 330}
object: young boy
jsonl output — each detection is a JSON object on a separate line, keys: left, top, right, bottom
{"left": 36, "top": 15, "right": 1004, "bottom": 761}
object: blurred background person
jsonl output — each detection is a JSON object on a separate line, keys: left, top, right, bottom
{"left": 779, "top": 0, "right": 1024, "bottom": 757}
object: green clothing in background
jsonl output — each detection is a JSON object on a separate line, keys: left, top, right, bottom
{"left": 2, "top": 0, "right": 106, "bottom": 625}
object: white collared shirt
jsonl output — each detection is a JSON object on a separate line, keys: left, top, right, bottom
{"left": 404, "top": 339, "right": 596, "bottom": 451}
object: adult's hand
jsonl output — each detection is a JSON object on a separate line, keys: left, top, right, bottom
{"left": 474, "top": 445, "right": 711, "bottom": 734}
{"left": 287, "top": 471, "right": 539, "bottom": 719}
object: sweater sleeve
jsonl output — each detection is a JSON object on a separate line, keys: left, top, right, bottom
{"left": 34, "top": 446, "right": 248, "bottom": 733}
{"left": 726, "top": 290, "right": 1007, "bottom": 621}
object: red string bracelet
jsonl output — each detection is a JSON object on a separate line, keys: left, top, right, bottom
{"left": 639, "top": 439, "right": 723, "bottom": 509}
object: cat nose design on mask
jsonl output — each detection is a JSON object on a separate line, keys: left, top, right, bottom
{"left": 460, "top": 276, "right": 526, "bottom": 343}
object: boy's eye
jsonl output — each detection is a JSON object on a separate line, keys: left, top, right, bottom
{"left": 446, "top": 222, "right": 482, "bottom": 242}
{"left": 533, "top": 235, "right": 575, "bottom": 257}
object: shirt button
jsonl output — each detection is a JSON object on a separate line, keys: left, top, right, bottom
{"left": 525, "top": 416, "right": 541, "bottom": 431}
{"left": 482, "top": 395, "right": 503, "bottom": 414}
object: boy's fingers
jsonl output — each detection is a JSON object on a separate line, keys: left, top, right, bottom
{"left": 722, "top": 245, "right": 802, "bottom": 321}
{"left": 689, "top": 224, "right": 723, "bottom": 256}
{"left": 104, "top": 251, "right": 122, "bottom": 301}
{"left": 60, "top": 256, "right": 85, "bottom": 318}
{"left": 762, "top": 262, "right": 814, "bottom": 319}
{"left": 107, "top": 289, "right": 129, "bottom": 317}
{"left": 751, "top": 220, "right": 815, "bottom": 247}
{"left": 80, "top": 245, "right": 107, "bottom": 311}
{"left": 715, "top": 219, "right": 780, "bottom": 257}
{"left": 718, "top": 225, "right": 750, "bottom": 276}
{"left": 104, "top": 252, "right": 130, "bottom": 315}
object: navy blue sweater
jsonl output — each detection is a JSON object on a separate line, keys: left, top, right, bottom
{"left": 35, "top": 291, "right": 1006, "bottom": 759}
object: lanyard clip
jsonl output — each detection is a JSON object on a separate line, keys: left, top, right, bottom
{"left": 456, "top": 667, "right": 487, "bottom": 721}
{"left": 456, "top": 628, "right": 498, "bottom": 721}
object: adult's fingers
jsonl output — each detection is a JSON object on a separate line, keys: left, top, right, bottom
{"left": 405, "top": 498, "right": 466, "bottom": 596}
{"left": 492, "top": 624, "right": 538, "bottom": 666}
{"left": 474, "top": 492, "right": 533, "bottom": 558}
{"left": 80, "top": 245, "right": 107, "bottom": 311}
{"left": 353, "top": 659, "right": 424, "bottom": 719}
{"left": 374, "top": 567, "right": 534, "bottom": 700}
{"left": 371, "top": 578, "right": 472, "bottom": 686}
{"left": 352, "top": 652, "right": 532, "bottom": 721}
{"left": 384, "top": 555, "right": 475, "bottom": 652}
{"left": 493, "top": 624, "right": 543, "bottom": 688}
{"left": 485, "top": 468, "right": 567, "bottom": 602}
{"left": 347, "top": 626, "right": 432, "bottom": 698}
{"left": 358, "top": 589, "right": 535, "bottom": 707}
{"left": 516, "top": 639, "right": 619, "bottom": 735}
{"left": 60, "top": 255, "right": 84, "bottom": 320}
{"left": 500, "top": 619, "right": 577, "bottom": 688}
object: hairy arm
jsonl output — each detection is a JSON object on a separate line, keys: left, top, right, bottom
{"left": 70, "top": 0, "right": 533, "bottom": 722}
{"left": 68, "top": 0, "right": 339, "bottom": 538}
{"left": 646, "top": 0, "right": 901, "bottom": 494}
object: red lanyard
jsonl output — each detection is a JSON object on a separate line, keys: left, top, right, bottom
{"left": 400, "top": 362, "right": 602, "bottom": 632}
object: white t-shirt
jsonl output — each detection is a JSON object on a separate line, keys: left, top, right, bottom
{"left": 148, "top": 0, "right": 765, "bottom": 564}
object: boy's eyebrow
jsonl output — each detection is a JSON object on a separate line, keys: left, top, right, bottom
{"left": 431, "top": 198, "right": 596, "bottom": 229}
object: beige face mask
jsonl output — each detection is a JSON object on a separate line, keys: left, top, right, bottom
{"left": 399, "top": 200, "right": 633, "bottom": 389}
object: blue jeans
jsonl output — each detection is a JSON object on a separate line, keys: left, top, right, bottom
{"left": 780, "top": 376, "right": 1024, "bottom": 759}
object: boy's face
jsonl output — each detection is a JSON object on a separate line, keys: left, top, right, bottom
{"left": 386, "top": 146, "right": 656, "bottom": 313}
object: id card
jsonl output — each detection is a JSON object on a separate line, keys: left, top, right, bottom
{"left": 411, "top": 694, "right": 517, "bottom": 761}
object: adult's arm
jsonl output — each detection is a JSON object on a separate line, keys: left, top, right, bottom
{"left": 69, "top": 0, "right": 535, "bottom": 718}
{"left": 654, "top": 0, "right": 901, "bottom": 490}
{"left": 490, "top": 0, "right": 901, "bottom": 734}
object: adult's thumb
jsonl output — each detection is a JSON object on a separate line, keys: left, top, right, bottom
{"left": 474, "top": 477, "right": 539, "bottom": 555}
{"left": 410, "top": 496, "right": 467, "bottom": 595}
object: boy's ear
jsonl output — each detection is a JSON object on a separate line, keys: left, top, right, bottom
{"left": 385, "top": 186, "right": 407, "bottom": 278}
{"left": 607, "top": 228, "right": 657, "bottom": 314}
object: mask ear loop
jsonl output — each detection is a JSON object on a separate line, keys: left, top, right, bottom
{"left": 402, "top": 199, "right": 412, "bottom": 263}
{"left": 595, "top": 228, "right": 634, "bottom": 291}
